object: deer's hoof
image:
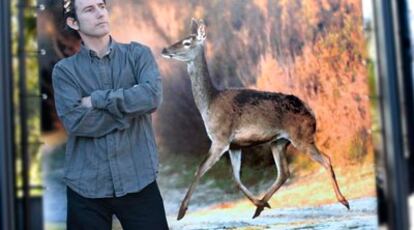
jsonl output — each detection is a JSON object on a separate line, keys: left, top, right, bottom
{"left": 177, "top": 207, "right": 187, "bottom": 220}
{"left": 252, "top": 200, "right": 271, "bottom": 218}
{"left": 252, "top": 206, "right": 264, "bottom": 219}
{"left": 177, "top": 202, "right": 189, "bottom": 220}
{"left": 341, "top": 199, "right": 350, "bottom": 210}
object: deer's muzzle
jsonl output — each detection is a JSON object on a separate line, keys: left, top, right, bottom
{"left": 161, "top": 48, "right": 173, "bottom": 58}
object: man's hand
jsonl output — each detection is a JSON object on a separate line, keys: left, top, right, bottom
{"left": 81, "top": 96, "right": 92, "bottom": 108}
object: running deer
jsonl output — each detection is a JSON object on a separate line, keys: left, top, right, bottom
{"left": 161, "top": 19, "right": 349, "bottom": 220}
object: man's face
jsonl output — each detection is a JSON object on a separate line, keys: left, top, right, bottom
{"left": 72, "top": 0, "right": 110, "bottom": 38}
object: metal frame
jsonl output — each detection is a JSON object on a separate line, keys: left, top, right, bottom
{"left": 1, "top": 0, "right": 412, "bottom": 229}
{"left": 0, "top": 0, "right": 17, "bottom": 229}
{"left": 374, "top": 0, "right": 413, "bottom": 229}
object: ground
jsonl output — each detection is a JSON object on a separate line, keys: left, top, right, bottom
{"left": 44, "top": 151, "right": 378, "bottom": 230}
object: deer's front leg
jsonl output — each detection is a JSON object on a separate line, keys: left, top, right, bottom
{"left": 177, "top": 143, "right": 229, "bottom": 220}
{"left": 253, "top": 139, "right": 290, "bottom": 218}
{"left": 229, "top": 149, "right": 271, "bottom": 209}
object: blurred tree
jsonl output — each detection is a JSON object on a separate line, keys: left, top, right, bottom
{"left": 12, "top": 0, "right": 43, "bottom": 196}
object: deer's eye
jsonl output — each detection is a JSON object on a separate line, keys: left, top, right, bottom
{"left": 183, "top": 40, "right": 192, "bottom": 47}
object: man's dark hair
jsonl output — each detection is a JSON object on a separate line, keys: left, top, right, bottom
{"left": 63, "top": 0, "right": 107, "bottom": 32}
{"left": 63, "top": 0, "right": 77, "bottom": 22}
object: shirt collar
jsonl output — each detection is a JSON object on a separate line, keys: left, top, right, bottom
{"left": 80, "top": 35, "right": 116, "bottom": 61}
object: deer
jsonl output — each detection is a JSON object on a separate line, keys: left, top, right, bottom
{"left": 161, "top": 18, "right": 350, "bottom": 220}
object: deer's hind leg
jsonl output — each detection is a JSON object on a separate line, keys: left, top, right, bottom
{"left": 229, "top": 149, "right": 271, "bottom": 210}
{"left": 252, "top": 139, "right": 291, "bottom": 218}
{"left": 295, "top": 142, "right": 350, "bottom": 209}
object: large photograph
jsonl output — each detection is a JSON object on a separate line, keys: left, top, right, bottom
{"left": 38, "top": 0, "right": 378, "bottom": 229}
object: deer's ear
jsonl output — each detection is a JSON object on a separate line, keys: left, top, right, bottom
{"left": 190, "top": 18, "right": 199, "bottom": 34}
{"left": 196, "top": 21, "right": 206, "bottom": 42}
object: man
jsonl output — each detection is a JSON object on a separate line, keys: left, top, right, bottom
{"left": 52, "top": 0, "right": 168, "bottom": 229}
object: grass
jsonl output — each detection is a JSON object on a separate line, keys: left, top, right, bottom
{"left": 166, "top": 159, "right": 377, "bottom": 229}
{"left": 160, "top": 150, "right": 376, "bottom": 211}
{"left": 200, "top": 160, "right": 376, "bottom": 214}
{"left": 159, "top": 148, "right": 377, "bottom": 213}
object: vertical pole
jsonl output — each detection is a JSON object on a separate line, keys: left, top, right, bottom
{"left": 373, "top": 0, "right": 412, "bottom": 229}
{"left": 18, "top": 0, "right": 31, "bottom": 229}
{"left": 0, "top": 0, "right": 17, "bottom": 229}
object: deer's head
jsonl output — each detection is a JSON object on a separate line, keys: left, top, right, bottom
{"left": 161, "top": 18, "right": 206, "bottom": 62}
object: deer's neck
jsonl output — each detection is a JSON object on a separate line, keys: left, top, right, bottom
{"left": 187, "top": 47, "right": 218, "bottom": 115}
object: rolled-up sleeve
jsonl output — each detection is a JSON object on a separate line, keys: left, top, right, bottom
{"left": 52, "top": 63, "right": 131, "bottom": 138}
{"left": 90, "top": 46, "right": 162, "bottom": 118}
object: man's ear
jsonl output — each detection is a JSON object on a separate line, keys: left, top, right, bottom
{"left": 66, "top": 17, "right": 79, "bottom": 31}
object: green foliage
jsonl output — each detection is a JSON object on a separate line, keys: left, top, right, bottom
{"left": 12, "top": 0, "right": 43, "bottom": 196}
{"left": 367, "top": 58, "right": 378, "bottom": 107}
{"left": 348, "top": 136, "right": 365, "bottom": 162}
{"left": 348, "top": 128, "right": 369, "bottom": 163}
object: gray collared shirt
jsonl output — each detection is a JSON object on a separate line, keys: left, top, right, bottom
{"left": 52, "top": 38, "right": 162, "bottom": 198}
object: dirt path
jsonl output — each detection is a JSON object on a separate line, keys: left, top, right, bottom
{"left": 166, "top": 197, "right": 377, "bottom": 229}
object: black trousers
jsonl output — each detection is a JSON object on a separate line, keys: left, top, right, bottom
{"left": 66, "top": 181, "right": 169, "bottom": 230}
